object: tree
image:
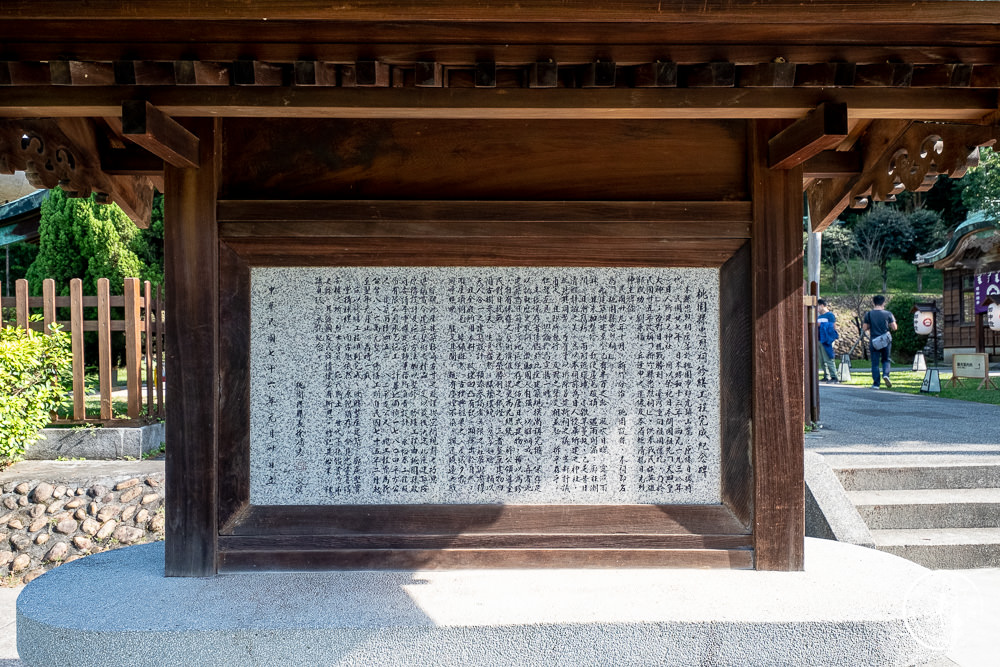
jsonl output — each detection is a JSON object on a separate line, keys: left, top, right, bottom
{"left": 960, "top": 145, "right": 1000, "bottom": 219}
{"left": 24, "top": 188, "right": 164, "bottom": 367}
{"left": 25, "top": 188, "right": 151, "bottom": 293}
{"left": 906, "top": 208, "right": 947, "bottom": 257}
{"left": 852, "top": 204, "right": 914, "bottom": 293}
{"left": 820, "top": 223, "right": 854, "bottom": 291}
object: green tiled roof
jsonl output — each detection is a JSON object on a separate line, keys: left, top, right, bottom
{"left": 913, "top": 209, "right": 1000, "bottom": 266}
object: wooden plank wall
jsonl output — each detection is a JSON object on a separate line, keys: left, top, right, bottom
{"left": 170, "top": 116, "right": 802, "bottom": 573}
{"left": 221, "top": 119, "right": 747, "bottom": 200}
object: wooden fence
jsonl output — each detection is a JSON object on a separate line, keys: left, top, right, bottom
{"left": 1, "top": 277, "right": 164, "bottom": 423}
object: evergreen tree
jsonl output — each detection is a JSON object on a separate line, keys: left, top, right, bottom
{"left": 906, "top": 208, "right": 948, "bottom": 258}
{"left": 25, "top": 188, "right": 160, "bottom": 294}
{"left": 852, "top": 203, "right": 914, "bottom": 293}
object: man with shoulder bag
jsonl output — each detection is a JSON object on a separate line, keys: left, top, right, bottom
{"left": 862, "top": 294, "right": 897, "bottom": 389}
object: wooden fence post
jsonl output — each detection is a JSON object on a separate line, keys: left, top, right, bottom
{"left": 15, "top": 279, "right": 28, "bottom": 330}
{"left": 70, "top": 278, "right": 86, "bottom": 421}
{"left": 97, "top": 277, "right": 112, "bottom": 420}
{"left": 155, "top": 284, "right": 164, "bottom": 418}
{"left": 124, "top": 277, "right": 141, "bottom": 418}
{"left": 42, "top": 279, "right": 56, "bottom": 334}
{"left": 144, "top": 280, "right": 154, "bottom": 416}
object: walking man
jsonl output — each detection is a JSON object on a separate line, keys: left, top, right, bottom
{"left": 862, "top": 295, "right": 897, "bottom": 389}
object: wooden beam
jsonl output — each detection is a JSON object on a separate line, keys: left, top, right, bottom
{"left": 232, "top": 60, "right": 286, "bottom": 86}
{"left": 794, "top": 63, "right": 856, "bottom": 88}
{"left": 528, "top": 60, "right": 558, "bottom": 88}
{"left": 475, "top": 61, "right": 497, "bottom": 88}
{"left": 855, "top": 63, "right": 914, "bottom": 88}
{"left": 579, "top": 61, "right": 617, "bottom": 88}
{"left": 175, "top": 60, "right": 229, "bottom": 85}
{"left": 108, "top": 174, "right": 155, "bottom": 228}
{"left": 164, "top": 117, "right": 220, "bottom": 577}
{"left": 342, "top": 60, "right": 390, "bottom": 87}
{"left": 739, "top": 63, "right": 797, "bottom": 88}
{"left": 415, "top": 61, "right": 443, "bottom": 87}
{"left": 100, "top": 143, "right": 164, "bottom": 176}
{"left": 122, "top": 100, "right": 199, "bottom": 169}
{"left": 631, "top": 61, "right": 677, "bottom": 88}
{"left": 801, "top": 150, "right": 861, "bottom": 179}
{"left": 750, "top": 119, "right": 805, "bottom": 571}
{"left": 5, "top": 1, "right": 1000, "bottom": 23}
{"left": 911, "top": 64, "right": 973, "bottom": 88}
{"left": 2, "top": 86, "right": 996, "bottom": 120}
{"left": 50, "top": 60, "right": 114, "bottom": 86}
{"left": 681, "top": 62, "right": 735, "bottom": 88}
{"left": 768, "top": 102, "right": 848, "bottom": 169}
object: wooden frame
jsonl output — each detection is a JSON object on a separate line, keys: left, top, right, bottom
{"left": 212, "top": 200, "right": 755, "bottom": 570}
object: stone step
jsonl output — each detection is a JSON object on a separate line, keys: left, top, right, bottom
{"left": 848, "top": 488, "right": 1000, "bottom": 529}
{"left": 834, "top": 462, "right": 1000, "bottom": 491}
{"left": 871, "top": 527, "right": 1000, "bottom": 569}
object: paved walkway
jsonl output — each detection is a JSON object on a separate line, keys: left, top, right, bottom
{"left": 812, "top": 383, "right": 1000, "bottom": 666}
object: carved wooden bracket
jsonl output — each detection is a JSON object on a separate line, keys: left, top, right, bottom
{"left": 807, "top": 121, "right": 1000, "bottom": 232}
{"left": 849, "top": 122, "right": 999, "bottom": 207}
{"left": 0, "top": 118, "right": 154, "bottom": 227}
{"left": 0, "top": 118, "right": 114, "bottom": 195}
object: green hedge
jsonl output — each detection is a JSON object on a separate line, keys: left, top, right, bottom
{"left": 0, "top": 319, "right": 72, "bottom": 466}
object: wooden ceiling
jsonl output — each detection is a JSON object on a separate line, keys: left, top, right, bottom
{"left": 1, "top": 1, "right": 998, "bottom": 229}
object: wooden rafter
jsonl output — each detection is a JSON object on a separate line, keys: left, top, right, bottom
{"left": 807, "top": 121, "right": 1000, "bottom": 231}
{"left": 121, "top": 101, "right": 199, "bottom": 169}
{"left": 768, "top": 102, "right": 848, "bottom": 170}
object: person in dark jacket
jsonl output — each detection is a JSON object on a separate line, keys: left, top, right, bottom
{"left": 862, "top": 295, "right": 897, "bottom": 389}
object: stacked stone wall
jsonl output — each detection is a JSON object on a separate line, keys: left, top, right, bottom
{"left": 0, "top": 472, "right": 164, "bottom": 585}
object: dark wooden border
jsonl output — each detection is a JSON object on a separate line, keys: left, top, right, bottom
{"left": 164, "top": 118, "right": 220, "bottom": 577}
{"left": 216, "top": 200, "right": 755, "bottom": 570}
{"left": 749, "top": 121, "right": 805, "bottom": 570}
{"left": 719, "top": 242, "right": 753, "bottom": 528}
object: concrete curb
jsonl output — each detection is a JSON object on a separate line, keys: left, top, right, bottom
{"left": 17, "top": 539, "right": 956, "bottom": 666}
{"left": 805, "top": 451, "right": 876, "bottom": 548}
{"left": 24, "top": 423, "right": 164, "bottom": 461}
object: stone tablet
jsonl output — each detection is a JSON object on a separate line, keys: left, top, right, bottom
{"left": 250, "top": 267, "right": 720, "bottom": 505}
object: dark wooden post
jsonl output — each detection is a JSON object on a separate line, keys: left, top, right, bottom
{"left": 750, "top": 120, "right": 805, "bottom": 571}
{"left": 164, "top": 118, "right": 220, "bottom": 576}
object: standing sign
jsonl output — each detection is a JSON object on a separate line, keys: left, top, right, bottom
{"left": 949, "top": 353, "right": 997, "bottom": 390}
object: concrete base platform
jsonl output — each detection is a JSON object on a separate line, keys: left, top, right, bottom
{"left": 26, "top": 422, "right": 164, "bottom": 460}
{"left": 17, "top": 539, "right": 958, "bottom": 666}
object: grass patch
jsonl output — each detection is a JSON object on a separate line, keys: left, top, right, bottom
{"left": 820, "top": 258, "right": 943, "bottom": 295}
{"left": 832, "top": 369, "right": 1000, "bottom": 405}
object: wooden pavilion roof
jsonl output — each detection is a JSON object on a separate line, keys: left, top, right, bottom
{"left": 1, "top": 1, "right": 999, "bottom": 229}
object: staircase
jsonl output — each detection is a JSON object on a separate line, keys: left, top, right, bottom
{"left": 832, "top": 456, "right": 1000, "bottom": 568}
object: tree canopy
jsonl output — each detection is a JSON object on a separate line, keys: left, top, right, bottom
{"left": 25, "top": 188, "right": 162, "bottom": 294}
{"left": 961, "top": 145, "right": 1000, "bottom": 219}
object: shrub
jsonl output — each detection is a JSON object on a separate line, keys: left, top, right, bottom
{"left": 0, "top": 319, "right": 72, "bottom": 465}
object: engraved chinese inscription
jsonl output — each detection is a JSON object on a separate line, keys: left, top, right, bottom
{"left": 250, "top": 267, "right": 720, "bottom": 505}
